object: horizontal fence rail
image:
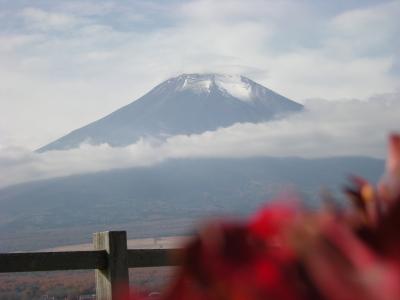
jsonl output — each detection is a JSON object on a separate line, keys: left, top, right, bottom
{"left": 0, "top": 231, "right": 183, "bottom": 300}
{"left": 0, "top": 250, "right": 107, "bottom": 273}
{"left": 0, "top": 249, "right": 182, "bottom": 273}
{"left": 127, "top": 249, "right": 182, "bottom": 268}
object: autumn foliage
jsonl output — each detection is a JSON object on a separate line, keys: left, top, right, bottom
{"left": 125, "top": 134, "right": 400, "bottom": 300}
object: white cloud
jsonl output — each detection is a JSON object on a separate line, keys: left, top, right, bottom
{"left": 0, "top": 94, "right": 398, "bottom": 188}
{"left": 330, "top": 1, "right": 399, "bottom": 37}
{"left": 21, "top": 7, "right": 82, "bottom": 31}
{"left": 325, "top": 1, "right": 400, "bottom": 58}
{"left": 60, "top": 1, "right": 116, "bottom": 17}
{"left": 266, "top": 52, "right": 396, "bottom": 100}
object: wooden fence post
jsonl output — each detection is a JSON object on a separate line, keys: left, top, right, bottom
{"left": 93, "top": 231, "right": 129, "bottom": 300}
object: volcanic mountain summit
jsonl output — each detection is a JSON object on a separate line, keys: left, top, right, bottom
{"left": 38, "top": 74, "right": 303, "bottom": 152}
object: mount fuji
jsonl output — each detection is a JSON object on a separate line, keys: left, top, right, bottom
{"left": 38, "top": 74, "right": 302, "bottom": 152}
{"left": 0, "top": 73, "right": 385, "bottom": 252}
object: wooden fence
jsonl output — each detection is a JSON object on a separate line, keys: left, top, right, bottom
{"left": 0, "top": 231, "right": 182, "bottom": 300}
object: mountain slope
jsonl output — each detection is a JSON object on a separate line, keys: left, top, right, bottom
{"left": 0, "top": 156, "right": 383, "bottom": 251}
{"left": 38, "top": 74, "right": 302, "bottom": 152}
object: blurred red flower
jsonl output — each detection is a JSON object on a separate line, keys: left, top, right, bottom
{"left": 125, "top": 134, "right": 400, "bottom": 300}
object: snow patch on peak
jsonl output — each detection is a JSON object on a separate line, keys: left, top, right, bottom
{"left": 178, "top": 74, "right": 212, "bottom": 93}
{"left": 176, "top": 74, "right": 254, "bottom": 102}
{"left": 214, "top": 74, "right": 252, "bottom": 102}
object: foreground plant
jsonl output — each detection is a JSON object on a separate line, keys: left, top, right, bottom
{"left": 127, "top": 134, "right": 400, "bottom": 300}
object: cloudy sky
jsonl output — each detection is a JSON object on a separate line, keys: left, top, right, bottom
{"left": 0, "top": 0, "right": 399, "bottom": 187}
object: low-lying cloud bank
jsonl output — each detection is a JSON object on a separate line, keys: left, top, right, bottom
{"left": 0, "top": 94, "right": 399, "bottom": 188}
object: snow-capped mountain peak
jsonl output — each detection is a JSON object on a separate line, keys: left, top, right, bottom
{"left": 37, "top": 73, "right": 303, "bottom": 152}
{"left": 175, "top": 74, "right": 253, "bottom": 101}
